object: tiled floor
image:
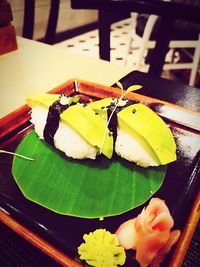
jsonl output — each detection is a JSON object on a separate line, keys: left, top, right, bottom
{"left": 55, "top": 18, "right": 199, "bottom": 86}
{"left": 55, "top": 18, "right": 147, "bottom": 69}
{"left": 55, "top": 18, "right": 180, "bottom": 77}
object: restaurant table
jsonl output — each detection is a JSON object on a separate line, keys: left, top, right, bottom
{"left": 0, "top": 36, "right": 132, "bottom": 118}
{"left": 0, "top": 38, "right": 200, "bottom": 266}
{"left": 71, "top": 0, "right": 200, "bottom": 76}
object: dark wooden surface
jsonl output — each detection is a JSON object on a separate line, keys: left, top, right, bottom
{"left": 71, "top": 0, "right": 200, "bottom": 22}
{"left": 118, "top": 70, "right": 200, "bottom": 111}
{"left": 71, "top": 0, "right": 200, "bottom": 76}
{"left": 0, "top": 71, "right": 200, "bottom": 266}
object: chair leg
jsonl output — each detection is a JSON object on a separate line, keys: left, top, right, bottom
{"left": 44, "top": 0, "right": 60, "bottom": 44}
{"left": 98, "top": 9, "right": 111, "bottom": 61}
{"left": 170, "top": 48, "right": 176, "bottom": 63}
{"left": 189, "top": 34, "right": 200, "bottom": 86}
{"left": 124, "top": 13, "right": 138, "bottom": 66}
{"left": 135, "top": 15, "right": 158, "bottom": 69}
{"left": 22, "top": 0, "right": 35, "bottom": 39}
{"left": 124, "top": 36, "right": 133, "bottom": 66}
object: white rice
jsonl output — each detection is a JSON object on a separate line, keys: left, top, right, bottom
{"left": 115, "top": 128, "right": 159, "bottom": 167}
{"left": 31, "top": 106, "right": 159, "bottom": 165}
{"left": 30, "top": 106, "right": 98, "bottom": 159}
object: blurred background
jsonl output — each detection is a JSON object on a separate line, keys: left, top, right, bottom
{"left": 10, "top": 0, "right": 200, "bottom": 87}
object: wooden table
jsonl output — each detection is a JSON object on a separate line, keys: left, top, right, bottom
{"left": 0, "top": 36, "right": 132, "bottom": 118}
{"left": 71, "top": 0, "right": 200, "bottom": 76}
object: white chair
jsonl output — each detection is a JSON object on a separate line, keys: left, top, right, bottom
{"left": 126, "top": 13, "right": 200, "bottom": 86}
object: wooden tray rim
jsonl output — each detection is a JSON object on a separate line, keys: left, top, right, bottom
{"left": 0, "top": 78, "right": 200, "bottom": 267}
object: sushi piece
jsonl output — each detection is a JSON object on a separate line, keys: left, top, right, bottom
{"left": 26, "top": 94, "right": 113, "bottom": 160}
{"left": 26, "top": 93, "right": 176, "bottom": 166}
{"left": 88, "top": 98, "right": 176, "bottom": 167}
{"left": 116, "top": 103, "right": 176, "bottom": 167}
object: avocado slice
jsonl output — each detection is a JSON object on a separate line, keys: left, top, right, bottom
{"left": 88, "top": 98, "right": 114, "bottom": 121}
{"left": 26, "top": 94, "right": 113, "bottom": 159}
{"left": 88, "top": 98, "right": 113, "bottom": 110}
{"left": 117, "top": 104, "right": 176, "bottom": 165}
{"left": 26, "top": 94, "right": 60, "bottom": 108}
{"left": 60, "top": 104, "right": 113, "bottom": 159}
{"left": 26, "top": 94, "right": 79, "bottom": 108}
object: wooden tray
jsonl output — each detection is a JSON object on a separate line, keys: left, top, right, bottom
{"left": 0, "top": 79, "right": 200, "bottom": 267}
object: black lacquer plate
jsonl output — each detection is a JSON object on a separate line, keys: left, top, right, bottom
{"left": 0, "top": 71, "right": 200, "bottom": 267}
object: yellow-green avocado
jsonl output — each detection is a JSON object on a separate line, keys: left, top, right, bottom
{"left": 26, "top": 94, "right": 60, "bottom": 108}
{"left": 117, "top": 103, "right": 176, "bottom": 165}
{"left": 89, "top": 98, "right": 176, "bottom": 165}
{"left": 88, "top": 98, "right": 114, "bottom": 121}
{"left": 26, "top": 94, "right": 113, "bottom": 159}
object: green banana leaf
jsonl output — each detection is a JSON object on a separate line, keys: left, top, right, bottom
{"left": 12, "top": 131, "right": 166, "bottom": 218}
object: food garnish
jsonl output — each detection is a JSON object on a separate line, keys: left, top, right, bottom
{"left": 115, "top": 198, "right": 180, "bottom": 267}
{"left": 78, "top": 229, "right": 126, "bottom": 267}
{"left": 77, "top": 198, "right": 180, "bottom": 267}
{"left": 98, "top": 83, "right": 142, "bottom": 155}
{"left": 0, "top": 150, "right": 34, "bottom": 161}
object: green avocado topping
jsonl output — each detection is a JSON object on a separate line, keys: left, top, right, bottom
{"left": 60, "top": 104, "right": 113, "bottom": 159}
{"left": 26, "top": 94, "right": 113, "bottom": 159}
{"left": 117, "top": 103, "right": 176, "bottom": 165}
